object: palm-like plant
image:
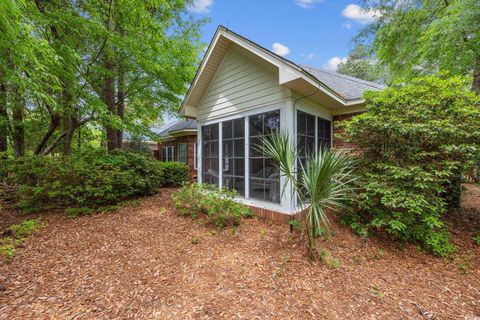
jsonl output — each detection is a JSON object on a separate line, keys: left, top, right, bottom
{"left": 262, "top": 131, "right": 356, "bottom": 253}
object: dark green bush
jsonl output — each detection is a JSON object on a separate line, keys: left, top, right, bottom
{"left": 172, "top": 183, "right": 253, "bottom": 228}
{"left": 0, "top": 149, "right": 173, "bottom": 211}
{"left": 159, "top": 161, "right": 189, "bottom": 187}
{"left": 343, "top": 76, "right": 480, "bottom": 257}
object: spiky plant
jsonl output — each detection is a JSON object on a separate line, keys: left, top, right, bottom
{"left": 262, "top": 131, "right": 356, "bottom": 253}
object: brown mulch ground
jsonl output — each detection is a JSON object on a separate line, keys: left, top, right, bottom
{"left": 0, "top": 186, "right": 479, "bottom": 319}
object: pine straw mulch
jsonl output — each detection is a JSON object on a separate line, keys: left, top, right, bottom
{"left": 0, "top": 186, "right": 479, "bottom": 319}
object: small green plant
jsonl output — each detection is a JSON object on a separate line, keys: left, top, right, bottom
{"left": 191, "top": 236, "right": 200, "bottom": 245}
{"left": 370, "top": 285, "right": 384, "bottom": 298}
{"left": 473, "top": 232, "right": 480, "bottom": 245}
{"left": 66, "top": 207, "right": 94, "bottom": 219}
{"left": 353, "top": 255, "right": 362, "bottom": 265}
{"left": 289, "top": 219, "right": 302, "bottom": 233}
{"left": 1, "top": 219, "right": 42, "bottom": 259}
{"left": 10, "top": 219, "right": 42, "bottom": 239}
{"left": 458, "top": 259, "right": 469, "bottom": 272}
{"left": 317, "top": 248, "right": 341, "bottom": 268}
{"left": 231, "top": 225, "right": 238, "bottom": 236}
{"left": 172, "top": 183, "right": 253, "bottom": 229}
{"left": 259, "top": 228, "right": 267, "bottom": 238}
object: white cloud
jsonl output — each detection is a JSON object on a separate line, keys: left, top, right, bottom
{"left": 190, "top": 0, "right": 213, "bottom": 13}
{"left": 342, "top": 22, "right": 352, "bottom": 29}
{"left": 342, "top": 4, "right": 381, "bottom": 24}
{"left": 272, "top": 43, "right": 290, "bottom": 57}
{"left": 323, "top": 56, "right": 347, "bottom": 71}
{"left": 306, "top": 53, "right": 316, "bottom": 60}
{"left": 295, "top": 0, "right": 322, "bottom": 9}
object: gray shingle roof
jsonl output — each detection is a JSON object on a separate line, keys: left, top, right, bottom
{"left": 159, "top": 118, "right": 197, "bottom": 137}
{"left": 300, "top": 65, "right": 386, "bottom": 101}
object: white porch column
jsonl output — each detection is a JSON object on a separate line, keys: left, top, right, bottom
{"left": 244, "top": 116, "right": 250, "bottom": 199}
{"left": 197, "top": 123, "right": 202, "bottom": 184}
{"left": 218, "top": 122, "right": 223, "bottom": 189}
{"left": 280, "top": 99, "right": 296, "bottom": 214}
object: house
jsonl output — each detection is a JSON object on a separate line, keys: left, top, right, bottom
{"left": 157, "top": 118, "right": 198, "bottom": 179}
{"left": 122, "top": 119, "right": 198, "bottom": 179}
{"left": 180, "top": 26, "right": 385, "bottom": 222}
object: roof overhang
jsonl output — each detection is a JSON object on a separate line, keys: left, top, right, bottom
{"left": 180, "top": 26, "right": 366, "bottom": 117}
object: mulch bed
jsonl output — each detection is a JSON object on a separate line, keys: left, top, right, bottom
{"left": 0, "top": 186, "right": 479, "bottom": 319}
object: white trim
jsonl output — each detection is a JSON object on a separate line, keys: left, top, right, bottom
{"left": 218, "top": 122, "right": 223, "bottom": 189}
{"left": 197, "top": 124, "right": 202, "bottom": 183}
{"left": 244, "top": 115, "right": 250, "bottom": 199}
{"left": 193, "top": 143, "right": 197, "bottom": 170}
{"left": 181, "top": 26, "right": 367, "bottom": 115}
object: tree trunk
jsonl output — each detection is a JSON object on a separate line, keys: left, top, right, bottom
{"left": 103, "top": 59, "right": 117, "bottom": 151}
{"left": 63, "top": 116, "right": 78, "bottom": 156}
{"left": 12, "top": 98, "right": 25, "bottom": 157}
{"left": 34, "top": 112, "right": 60, "bottom": 155}
{"left": 0, "top": 81, "right": 7, "bottom": 153}
{"left": 116, "top": 63, "right": 125, "bottom": 149}
{"left": 472, "top": 57, "right": 480, "bottom": 95}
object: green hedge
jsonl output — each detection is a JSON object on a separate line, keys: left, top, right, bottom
{"left": 0, "top": 149, "right": 189, "bottom": 212}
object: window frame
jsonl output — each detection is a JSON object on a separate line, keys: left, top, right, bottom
{"left": 178, "top": 143, "right": 187, "bottom": 164}
{"left": 161, "top": 146, "right": 175, "bottom": 162}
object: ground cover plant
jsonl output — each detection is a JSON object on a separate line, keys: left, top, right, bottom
{"left": 172, "top": 183, "right": 253, "bottom": 228}
{"left": 0, "top": 219, "right": 42, "bottom": 259}
{"left": 343, "top": 75, "right": 480, "bottom": 256}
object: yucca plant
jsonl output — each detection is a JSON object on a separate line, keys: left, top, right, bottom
{"left": 262, "top": 131, "right": 356, "bottom": 253}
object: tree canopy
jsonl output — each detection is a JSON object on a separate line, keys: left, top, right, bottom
{"left": 355, "top": 0, "right": 480, "bottom": 93}
{"left": 0, "top": 0, "right": 204, "bottom": 157}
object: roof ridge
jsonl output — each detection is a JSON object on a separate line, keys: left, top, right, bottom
{"left": 301, "top": 65, "right": 385, "bottom": 89}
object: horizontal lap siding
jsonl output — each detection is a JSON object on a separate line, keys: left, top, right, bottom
{"left": 197, "top": 46, "right": 290, "bottom": 122}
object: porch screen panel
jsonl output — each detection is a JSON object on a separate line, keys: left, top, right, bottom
{"left": 202, "top": 123, "right": 219, "bottom": 186}
{"left": 297, "top": 111, "right": 315, "bottom": 168}
{"left": 222, "top": 118, "right": 245, "bottom": 195}
{"left": 249, "top": 110, "right": 280, "bottom": 203}
{"left": 317, "top": 118, "right": 332, "bottom": 150}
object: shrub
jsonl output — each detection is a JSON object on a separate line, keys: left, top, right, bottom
{"left": 0, "top": 149, "right": 169, "bottom": 212}
{"left": 159, "top": 162, "right": 189, "bottom": 187}
{"left": 1, "top": 219, "right": 42, "bottom": 259}
{"left": 172, "top": 183, "right": 253, "bottom": 228}
{"left": 343, "top": 75, "right": 480, "bottom": 256}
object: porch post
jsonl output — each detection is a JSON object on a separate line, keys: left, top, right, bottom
{"left": 218, "top": 122, "right": 223, "bottom": 189}
{"left": 280, "top": 99, "right": 295, "bottom": 214}
{"left": 197, "top": 123, "right": 202, "bottom": 184}
{"left": 244, "top": 116, "right": 250, "bottom": 199}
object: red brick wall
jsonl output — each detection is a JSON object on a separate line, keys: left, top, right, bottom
{"left": 158, "top": 134, "right": 197, "bottom": 180}
{"left": 332, "top": 112, "right": 363, "bottom": 150}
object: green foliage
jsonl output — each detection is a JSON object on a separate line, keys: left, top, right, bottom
{"left": 262, "top": 131, "right": 356, "bottom": 252}
{"left": 473, "top": 232, "right": 480, "bottom": 246}
{"left": 10, "top": 219, "right": 42, "bottom": 239}
{"left": 124, "top": 136, "right": 154, "bottom": 157}
{"left": 159, "top": 162, "right": 189, "bottom": 187}
{"left": 172, "top": 183, "right": 253, "bottom": 229}
{"left": 66, "top": 207, "right": 94, "bottom": 219}
{"left": 1, "top": 149, "right": 178, "bottom": 212}
{"left": 1, "top": 219, "right": 42, "bottom": 259}
{"left": 358, "top": 0, "right": 480, "bottom": 90}
{"left": 344, "top": 75, "right": 480, "bottom": 256}
{"left": 337, "top": 45, "right": 384, "bottom": 82}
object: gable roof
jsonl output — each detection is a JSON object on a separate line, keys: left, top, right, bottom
{"left": 181, "top": 26, "right": 385, "bottom": 116}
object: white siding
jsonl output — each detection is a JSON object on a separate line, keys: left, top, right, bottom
{"left": 197, "top": 45, "right": 291, "bottom": 122}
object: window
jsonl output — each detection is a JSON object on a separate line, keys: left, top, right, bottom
{"left": 222, "top": 118, "right": 245, "bottom": 196}
{"left": 317, "top": 117, "right": 332, "bottom": 150}
{"left": 178, "top": 143, "right": 187, "bottom": 163}
{"left": 297, "top": 111, "right": 315, "bottom": 169}
{"left": 162, "top": 146, "right": 175, "bottom": 162}
{"left": 249, "top": 110, "right": 280, "bottom": 203}
{"left": 202, "top": 123, "right": 219, "bottom": 186}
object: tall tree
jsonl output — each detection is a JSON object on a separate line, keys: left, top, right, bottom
{"left": 337, "top": 45, "right": 384, "bottom": 82}
{"left": 357, "top": 0, "right": 480, "bottom": 93}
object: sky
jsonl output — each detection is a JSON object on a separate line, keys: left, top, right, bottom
{"left": 189, "top": 0, "right": 378, "bottom": 71}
